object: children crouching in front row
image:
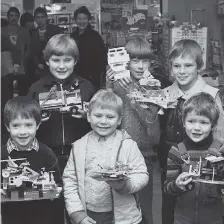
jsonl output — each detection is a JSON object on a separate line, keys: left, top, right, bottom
{"left": 63, "top": 89, "right": 149, "bottom": 224}
{"left": 164, "top": 92, "right": 224, "bottom": 224}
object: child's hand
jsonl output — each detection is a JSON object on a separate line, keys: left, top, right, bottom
{"left": 106, "top": 179, "right": 126, "bottom": 191}
{"left": 80, "top": 216, "right": 96, "bottom": 224}
{"left": 175, "top": 172, "right": 193, "bottom": 191}
{"left": 106, "top": 68, "right": 116, "bottom": 83}
{"left": 106, "top": 68, "right": 132, "bottom": 89}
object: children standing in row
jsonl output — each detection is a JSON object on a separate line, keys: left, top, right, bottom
{"left": 158, "top": 39, "right": 224, "bottom": 224}
{"left": 1, "top": 96, "right": 63, "bottom": 224}
{"left": 164, "top": 92, "right": 223, "bottom": 224}
{"left": 106, "top": 37, "right": 160, "bottom": 224}
{"left": 63, "top": 89, "right": 148, "bottom": 224}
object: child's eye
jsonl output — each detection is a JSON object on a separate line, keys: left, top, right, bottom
{"left": 185, "top": 64, "right": 193, "bottom": 67}
{"left": 187, "top": 120, "right": 194, "bottom": 123}
{"left": 64, "top": 58, "right": 72, "bottom": 62}
{"left": 94, "top": 114, "right": 101, "bottom": 118}
{"left": 173, "top": 64, "right": 180, "bottom": 68}
{"left": 108, "top": 116, "right": 115, "bottom": 119}
{"left": 12, "top": 124, "right": 19, "bottom": 128}
{"left": 26, "top": 123, "right": 33, "bottom": 127}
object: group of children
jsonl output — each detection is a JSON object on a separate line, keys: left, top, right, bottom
{"left": 1, "top": 33, "right": 224, "bottom": 224}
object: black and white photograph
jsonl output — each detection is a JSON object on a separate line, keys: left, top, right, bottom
{"left": 1, "top": 0, "right": 224, "bottom": 224}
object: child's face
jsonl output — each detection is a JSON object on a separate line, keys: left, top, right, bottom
{"left": 47, "top": 55, "right": 75, "bottom": 80}
{"left": 87, "top": 106, "right": 121, "bottom": 137}
{"left": 6, "top": 116, "right": 40, "bottom": 150}
{"left": 129, "top": 58, "right": 151, "bottom": 80}
{"left": 171, "top": 54, "right": 199, "bottom": 91}
{"left": 184, "top": 111, "right": 212, "bottom": 143}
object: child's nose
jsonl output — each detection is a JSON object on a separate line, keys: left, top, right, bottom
{"left": 138, "top": 60, "right": 143, "bottom": 68}
{"left": 59, "top": 61, "right": 65, "bottom": 69}
{"left": 179, "top": 66, "right": 186, "bottom": 73}
{"left": 194, "top": 122, "right": 201, "bottom": 130}
{"left": 100, "top": 116, "right": 107, "bottom": 123}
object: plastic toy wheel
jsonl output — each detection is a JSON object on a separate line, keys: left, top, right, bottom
{"left": 41, "top": 111, "right": 51, "bottom": 121}
{"left": 69, "top": 106, "right": 78, "bottom": 115}
{"left": 204, "top": 175, "right": 211, "bottom": 181}
{"left": 2, "top": 170, "right": 10, "bottom": 178}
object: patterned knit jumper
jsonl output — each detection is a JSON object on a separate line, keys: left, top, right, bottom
{"left": 113, "top": 81, "right": 160, "bottom": 156}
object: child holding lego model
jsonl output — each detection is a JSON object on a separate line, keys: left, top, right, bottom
{"left": 164, "top": 92, "right": 224, "bottom": 224}
{"left": 106, "top": 37, "right": 160, "bottom": 224}
{"left": 157, "top": 39, "right": 224, "bottom": 224}
{"left": 28, "top": 34, "right": 95, "bottom": 171}
{"left": 63, "top": 89, "right": 149, "bottom": 224}
{"left": 1, "top": 96, "right": 63, "bottom": 224}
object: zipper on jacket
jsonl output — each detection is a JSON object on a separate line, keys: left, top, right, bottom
{"left": 195, "top": 183, "right": 200, "bottom": 224}
{"left": 59, "top": 83, "right": 65, "bottom": 154}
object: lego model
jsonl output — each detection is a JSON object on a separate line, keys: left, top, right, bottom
{"left": 139, "top": 69, "right": 161, "bottom": 89}
{"left": 107, "top": 47, "right": 130, "bottom": 80}
{"left": 38, "top": 84, "right": 88, "bottom": 121}
{"left": 1, "top": 157, "right": 62, "bottom": 202}
{"left": 188, "top": 155, "right": 224, "bottom": 185}
{"left": 127, "top": 88, "right": 178, "bottom": 109}
{"left": 92, "top": 161, "right": 132, "bottom": 181}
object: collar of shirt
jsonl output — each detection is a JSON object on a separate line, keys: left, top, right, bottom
{"left": 90, "top": 130, "right": 117, "bottom": 142}
{"left": 166, "top": 75, "right": 207, "bottom": 100}
{"left": 7, "top": 138, "right": 39, "bottom": 154}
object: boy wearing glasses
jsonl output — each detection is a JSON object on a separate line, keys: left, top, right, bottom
{"left": 106, "top": 37, "right": 160, "bottom": 224}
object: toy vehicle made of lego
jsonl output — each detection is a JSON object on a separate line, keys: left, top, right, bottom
{"left": 1, "top": 158, "right": 62, "bottom": 202}
{"left": 39, "top": 88, "right": 88, "bottom": 120}
{"left": 92, "top": 162, "right": 132, "bottom": 181}
{"left": 108, "top": 47, "right": 130, "bottom": 72}
{"left": 127, "top": 89, "right": 178, "bottom": 108}
{"left": 188, "top": 156, "right": 224, "bottom": 185}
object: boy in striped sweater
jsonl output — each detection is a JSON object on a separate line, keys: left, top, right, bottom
{"left": 164, "top": 92, "right": 224, "bottom": 224}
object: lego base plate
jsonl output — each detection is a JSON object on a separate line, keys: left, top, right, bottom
{"left": 1, "top": 187, "right": 62, "bottom": 203}
{"left": 192, "top": 179, "right": 224, "bottom": 185}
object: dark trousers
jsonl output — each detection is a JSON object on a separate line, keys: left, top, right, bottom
{"left": 158, "top": 147, "right": 176, "bottom": 224}
{"left": 139, "top": 156, "right": 153, "bottom": 224}
{"left": 87, "top": 210, "right": 114, "bottom": 224}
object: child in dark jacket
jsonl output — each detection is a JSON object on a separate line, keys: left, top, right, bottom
{"left": 164, "top": 92, "right": 224, "bottom": 224}
{"left": 28, "top": 34, "right": 95, "bottom": 171}
{"left": 1, "top": 96, "right": 63, "bottom": 224}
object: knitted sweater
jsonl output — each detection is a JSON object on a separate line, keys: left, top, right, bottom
{"left": 164, "top": 134, "right": 223, "bottom": 224}
{"left": 1, "top": 141, "right": 63, "bottom": 224}
{"left": 107, "top": 80, "right": 160, "bottom": 156}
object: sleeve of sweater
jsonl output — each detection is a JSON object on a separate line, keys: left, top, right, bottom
{"left": 117, "top": 141, "right": 149, "bottom": 194}
{"left": 164, "top": 146, "right": 185, "bottom": 197}
{"left": 126, "top": 96, "right": 161, "bottom": 147}
{"left": 41, "top": 143, "right": 62, "bottom": 185}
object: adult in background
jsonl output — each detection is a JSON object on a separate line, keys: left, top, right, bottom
{"left": 31, "top": 7, "right": 63, "bottom": 80}
{"left": 71, "top": 6, "right": 107, "bottom": 89}
{"left": 20, "top": 12, "right": 36, "bottom": 86}
{"left": 1, "top": 7, "right": 30, "bottom": 96}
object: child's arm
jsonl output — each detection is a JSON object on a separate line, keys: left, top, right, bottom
{"left": 164, "top": 146, "right": 192, "bottom": 196}
{"left": 126, "top": 96, "right": 160, "bottom": 146}
{"left": 108, "top": 141, "right": 149, "bottom": 194}
{"left": 62, "top": 148, "right": 88, "bottom": 224}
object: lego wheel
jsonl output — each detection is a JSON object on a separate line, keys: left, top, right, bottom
{"left": 69, "top": 106, "right": 78, "bottom": 115}
{"left": 204, "top": 175, "right": 211, "bottom": 181}
{"left": 41, "top": 110, "right": 51, "bottom": 121}
{"left": 2, "top": 170, "right": 10, "bottom": 178}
